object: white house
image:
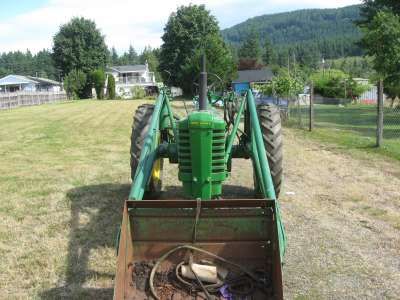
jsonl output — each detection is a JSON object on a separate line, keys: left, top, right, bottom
{"left": 106, "top": 62, "right": 158, "bottom": 98}
{"left": 0, "top": 75, "right": 62, "bottom": 93}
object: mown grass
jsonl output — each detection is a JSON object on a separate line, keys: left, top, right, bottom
{"left": 0, "top": 100, "right": 150, "bottom": 299}
{"left": 288, "top": 104, "right": 400, "bottom": 161}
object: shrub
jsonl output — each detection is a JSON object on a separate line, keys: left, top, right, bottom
{"left": 130, "top": 86, "right": 146, "bottom": 99}
{"left": 64, "top": 69, "right": 87, "bottom": 99}
{"left": 311, "top": 69, "right": 370, "bottom": 99}
{"left": 107, "top": 75, "right": 116, "bottom": 99}
{"left": 255, "top": 70, "right": 303, "bottom": 98}
{"left": 91, "top": 69, "right": 106, "bottom": 99}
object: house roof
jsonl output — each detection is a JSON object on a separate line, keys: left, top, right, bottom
{"left": 107, "top": 65, "right": 147, "bottom": 73}
{"left": 0, "top": 75, "right": 38, "bottom": 86}
{"left": 28, "top": 76, "right": 61, "bottom": 86}
{"left": 0, "top": 75, "right": 61, "bottom": 86}
{"left": 233, "top": 68, "right": 274, "bottom": 83}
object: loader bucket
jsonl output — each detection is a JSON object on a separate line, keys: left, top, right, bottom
{"left": 114, "top": 199, "right": 283, "bottom": 300}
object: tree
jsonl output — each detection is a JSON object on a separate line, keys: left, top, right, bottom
{"left": 384, "top": 76, "right": 400, "bottom": 107}
{"left": 0, "top": 49, "right": 58, "bottom": 80}
{"left": 180, "top": 34, "right": 236, "bottom": 92}
{"left": 361, "top": 11, "right": 400, "bottom": 77}
{"left": 0, "top": 66, "right": 6, "bottom": 78}
{"left": 53, "top": 17, "right": 108, "bottom": 98}
{"left": 359, "top": 0, "right": 400, "bottom": 27}
{"left": 263, "top": 37, "right": 275, "bottom": 65}
{"left": 128, "top": 45, "right": 138, "bottom": 65}
{"left": 256, "top": 70, "right": 304, "bottom": 98}
{"left": 237, "top": 58, "right": 264, "bottom": 70}
{"left": 238, "top": 30, "right": 262, "bottom": 61}
{"left": 35, "top": 49, "right": 58, "bottom": 79}
{"left": 311, "top": 69, "right": 369, "bottom": 99}
{"left": 159, "top": 4, "right": 236, "bottom": 94}
{"left": 359, "top": 1, "right": 400, "bottom": 101}
{"left": 107, "top": 74, "right": 116, "bottom": 99}
{"left": 111, "top": 47, "right": 119, "bottom": 65}
{"left": 64, "top": 69, "right": 87, "bottom": 99}
{"left": 91, "top": 69, "right": 106, "bottom": 99}
{"left": 140, "top": 46, "right": 161, "bottom": 81}
{"left": 118, "top": 45, "right": 139, "bottom": 65}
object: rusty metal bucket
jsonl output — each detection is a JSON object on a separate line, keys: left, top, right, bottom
{"left": 114, "top": 199, "right": 283, "bottom": 300}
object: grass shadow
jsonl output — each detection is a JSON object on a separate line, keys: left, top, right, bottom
{"left": 40, "top": 182, "right": 256, "bottom": 299}
{"left": 40, "top": 183, "right": 130, "bottom": 300}
{"left": 222, "top": 184, "right": 255, "bottom": 199}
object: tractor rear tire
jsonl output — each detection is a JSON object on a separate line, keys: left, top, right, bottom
{"left": 130, "top": 104, "right": 163, "bottom": 198}
{"left": 255, "top": 104, "right": 283, "bottom": 198}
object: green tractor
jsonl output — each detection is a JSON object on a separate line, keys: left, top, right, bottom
{"left": 114, "top": 56, "right": 286, "bottom": 300}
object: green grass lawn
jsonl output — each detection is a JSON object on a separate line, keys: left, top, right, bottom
{"left": 1, "top": 100, "right": 399, "bottom": 299}
{"left": 290, "top": 104, "right": 400, "bottom": 161}
{"left": 0, "top": 100, "right": 150, "bottom": 299}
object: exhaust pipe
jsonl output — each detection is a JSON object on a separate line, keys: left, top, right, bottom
{"left": 199, "top": 54, "right": 207, "bottom": 110}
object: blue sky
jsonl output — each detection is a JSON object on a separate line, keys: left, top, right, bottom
{"left": 0, "top": 0, "right": 362, "bottom": 53}
{"left": 0, "top": 0, "right": 48, "bottom": 19}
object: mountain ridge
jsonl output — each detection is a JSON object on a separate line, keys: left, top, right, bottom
{"left": 221, "top": 4, "right": 363, "bottom": 64}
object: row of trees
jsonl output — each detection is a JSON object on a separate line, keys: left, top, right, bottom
{"left": 56, "top": 5, "right": 238, "bottom": 98}
{"left": 0, "top": 50, "right": 58, "bottom": 80}
{"left": 2, "top": 2, "right": 396, "bottom": 101}
{"left": 0, "top": 5, "right": 235, "bottom": 98}
{"left": 0, "top": 46, "right": 160, "bottom": 81}
{"left": 233, "top": 31, "right": 363, "bottom": 72}
{"left": 326, "top": 56, "right": 374, "bottom": 78}
{"left": 0, "top": 30, "right": 160, "bottom": 99}
{"left": 222, "top": 5, "right": 363, "bottom": 69}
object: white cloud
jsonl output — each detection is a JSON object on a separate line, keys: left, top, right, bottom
{"left": 0, "top": 0, "right": 362, "bottom": 54}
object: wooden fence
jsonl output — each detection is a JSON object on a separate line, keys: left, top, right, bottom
{"left": 0, "top": 91, "right": 68, "bottom": 110}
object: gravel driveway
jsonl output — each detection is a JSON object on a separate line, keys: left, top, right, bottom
{"left": 163, "top": 128, "right": 400, "bottom": 299}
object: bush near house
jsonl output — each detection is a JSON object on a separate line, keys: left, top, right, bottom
{"left": 91, "top": 69, "right": 106, "bottom": 99}
{"left": 130, "top": 86, "right": 146, "bottom": 99}
{"left": 107, "top": 75, "right": 116, "bottom": 99}
{"left": 255, "top": 70, "right": 304, "bottom": 98}
{"left": 64, "top": 69, "right": 87, "bottom": 99}
{"left": 311, "top": 69, "right": 370, "bottom": 99}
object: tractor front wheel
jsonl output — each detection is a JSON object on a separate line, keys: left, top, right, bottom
{"left": 130, "top": 104, "right": 163, "bottom": 198}
{"left": 255, "top": 104, "right": 283, "bottom": 198}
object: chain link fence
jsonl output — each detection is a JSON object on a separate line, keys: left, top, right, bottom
{"left": 285, "top": 94, "right": 311, "bottom": 130}
{"left": 282, "top": 80, "right": 400, "bottom": 157}
{"left": 383, "top": 98, "right": 400, "bottom": 140}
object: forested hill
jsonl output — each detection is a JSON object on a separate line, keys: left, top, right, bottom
{"left": 221, "top": 5, "right": 363, "bottom": 65}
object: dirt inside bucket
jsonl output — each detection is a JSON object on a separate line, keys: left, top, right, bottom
{"left": 130, "top": 260, "right": 271, "bottom": 300}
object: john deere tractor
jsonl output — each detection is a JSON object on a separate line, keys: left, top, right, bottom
{"left": 114, "top": 56, "right": 286, "bottom": 300}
